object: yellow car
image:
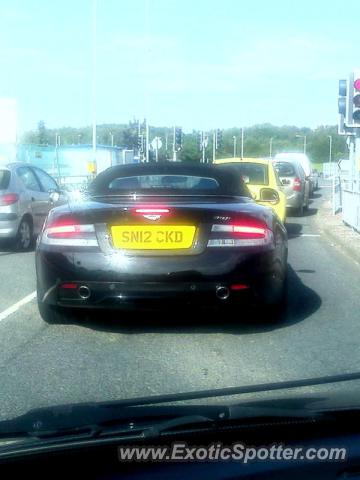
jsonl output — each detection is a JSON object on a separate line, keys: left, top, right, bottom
{"left": 214, "top": 157, "right": 286, "bottom": 223}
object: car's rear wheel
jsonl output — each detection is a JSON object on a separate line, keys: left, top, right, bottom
{"left": 37, "top": 299, "right": 76, "bottom": 324}
{"left": 255, "top": 268, "right": 288, "bottom": 322}
{"left": 15, "top": 217, "right": 33, "bottom": 251}
{"left": 295, "top": 204, "right": 304, "bottom": 216}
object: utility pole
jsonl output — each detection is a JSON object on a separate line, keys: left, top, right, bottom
{"left": 233, "top": 135, "right": 237, "bottom": 157}
{"left": 91, "top": 0, "right": 97, "bottom": 169}
{"left": 202, "top": 132, "right": 206, "bottom": 163}
{"left": 55, "top": 133, "right": 61, "bottom": 180}
{"left": 328, "top": 135, "right": 332, "bottom": 166}
{"left": 145, "top": 118, "right": 149, "bottom": 162}
{"left": 241, "top": 127, "right": 244, "bottom": 159}
{"left": 213, "top": 131, "right": 216, "bottom": 163}
{"left": 269, "top": 137, "right": 273, "bottom": 159}
{"left": 173, "top": 126, "right": 177, "bottom": 162}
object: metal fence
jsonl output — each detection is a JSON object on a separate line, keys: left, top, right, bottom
{"left": 342, "top": 189, "right": 360, "bottom": 231}
{"left": 333, "top": 163, "right": 360, "bottom": 232}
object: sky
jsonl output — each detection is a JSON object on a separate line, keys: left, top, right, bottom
{"left": 0, "top": 0, "right": 359, "bottom": 134}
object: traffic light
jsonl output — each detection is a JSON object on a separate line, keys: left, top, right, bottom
{"left": 338, "top": 79, "right": 347, "bottom": 135}
{"left": 346, "top": 70, "right": 360, "bottom": 127}
{"left": 175, "top": 127, "right": 182, "bottom": 150}
{"left": 216, "top": 129, "right": 223, "bottom": 149}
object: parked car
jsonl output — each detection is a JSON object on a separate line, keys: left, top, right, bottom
{"left": 272, "top": 160, "right": 310, "bottom": 216}
{"left": 0, "top": 163, "right": 66, "bottom": 250}
{"left": 213, "top": 158, "right": 287, "bottom": 223}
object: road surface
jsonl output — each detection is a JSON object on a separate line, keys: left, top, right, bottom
{"left": 0, "top": 179, "right": 359, "bottom": 420}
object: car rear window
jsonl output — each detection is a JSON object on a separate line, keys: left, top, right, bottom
{"left": 90, "top": 163, "right": 251, "bottom": 197}
{"left": 273, "top": 162, "right": 296, "bottom": 177}
{"left": 0, "top": 170, "right": 10, "bottom": 190}
{"left": 109, "top": 175, "right": 220, "bottom": 191}
{"left": 217, "top": 163, "right": 269, "bottom": 185}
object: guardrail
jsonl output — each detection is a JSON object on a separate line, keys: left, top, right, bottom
{"left": 342, "top": 189, "right": 360, "bottom": 232}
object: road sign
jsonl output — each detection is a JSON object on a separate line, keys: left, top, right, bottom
{"left": 151, "top": 137, "right": 162, "bottom": 150}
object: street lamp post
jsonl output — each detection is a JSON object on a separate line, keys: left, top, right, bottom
{"left": 296, "top": 134, "right": 307, "bottom": 154}
{"left": 241, "top": 127, "right": 244, "bottom": 159}
{"left": 91, "top": 0, "right": 97, "bottom": 167}
{"left": 232, "top": 136, "right": 237, "bottom": 158}
{"left": 269, "top": 137, "right": 273, "bottom": 159}
{"left": 109, "top": 131, "right": 114, "bottom": 147}
{"left": 328, "top": 135, "right": 332, "bottom": 167}
{"left": 55, "top": 133, "right": 61, "bottom": 180}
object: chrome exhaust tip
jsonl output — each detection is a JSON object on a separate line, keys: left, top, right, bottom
{"left": 78, "top": 285, "right": 91, "bottom": 299}
{"left": 216, "top": 285, "right": 230, "bottom": 300}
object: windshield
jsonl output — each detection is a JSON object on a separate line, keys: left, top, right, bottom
{"left": 1, "top": 0, "right": 360, "bottom": 449}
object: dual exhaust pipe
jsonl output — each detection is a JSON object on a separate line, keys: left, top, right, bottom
{"left": 67, "top": 284, "right": 231, "bottom": 301}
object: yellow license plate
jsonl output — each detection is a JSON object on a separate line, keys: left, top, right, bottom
{"left": 111, "top": 225, "right": 196, "bottom": 250}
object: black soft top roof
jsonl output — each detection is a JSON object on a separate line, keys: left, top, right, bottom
{"left": 89, "top": 162, "right": 250, "bottom": 197}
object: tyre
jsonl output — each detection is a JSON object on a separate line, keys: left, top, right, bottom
{"left": 255, "top": 268, "right": 288, "bottom": 322}
{"left": 295, "top": 204, "right": 304, "bottom": 216}
{"left": 37, "top": 298, "right": 75, "bottom": 324}
{"left": 15, "top": 217, "right": 33, "bottom": 251}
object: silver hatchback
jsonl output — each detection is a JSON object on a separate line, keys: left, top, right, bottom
{"left": 0, "top": 163, "right": 65, "bottom": 250}
{"left": 273, "top": 160, "right": 310, "bottom": 216}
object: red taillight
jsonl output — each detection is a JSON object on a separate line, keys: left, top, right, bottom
{"left": 293, "top": 178, "right": 302, "bottom": 191}
{"left": 209, "top": 217, "right": 273, "bottom": 247}
{"left": 133, "top": 206, "right": 170, "bottom": 217}
{"left": 0, "top": 193, "right": 19, "bottom": 206}
{"left": 41, "top": 218, "right": 98, "bottom": 247}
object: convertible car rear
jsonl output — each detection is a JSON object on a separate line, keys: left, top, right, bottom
{"left": 36, "top": 163, "right": 288, "bottom": 323}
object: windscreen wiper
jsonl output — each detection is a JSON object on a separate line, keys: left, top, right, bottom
{"left": 1, "top": 371, "right": 360, "bottom": 442}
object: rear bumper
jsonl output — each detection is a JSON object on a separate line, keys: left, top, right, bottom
{"left": 285, "top": 192, "right": 303, "bottom": 209}
{"left": 54, "top": 281, "right": 254, "bottom": 309}
{"left": 36, "top": 247, "right": 283, "bottom": 309}
{"left": 0, "top": 217, "right": 19, "bottom": 238}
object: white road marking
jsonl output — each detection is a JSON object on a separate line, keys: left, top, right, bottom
{"left": 299, "top": 234, "right": 321, "bottom": 237}
{"left": 0, "top": 291, "right": 37, "bottom": 322}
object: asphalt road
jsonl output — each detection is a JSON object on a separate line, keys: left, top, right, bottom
{"left": 1, "top": 180, "right": 360, "bottom": 421}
